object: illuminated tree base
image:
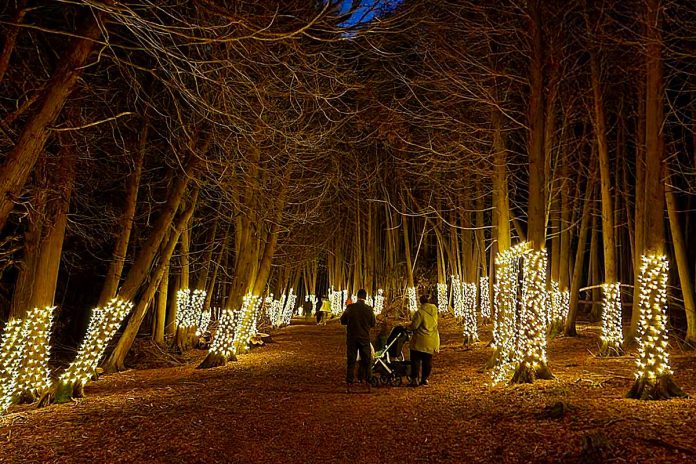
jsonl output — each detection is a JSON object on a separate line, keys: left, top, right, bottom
{"left": 484, "top": 347, "right": 501, "bottom": 370}
{"left": 197, "top": 351, "right": 237, "bottom": 369}
{"left": 547, "top": 320, "right": 563, "bottom": 338}
{"left": 510, "top": 361, "right": 553, "bottom": 384}
{"left": 43, "top": 380, "right": 86, "bottom": 405}
{"left": 627, "top": 374, "right": 688, "bottom": 400}
{"left": 598, "top": 340, "right": 624, "bottom": 357}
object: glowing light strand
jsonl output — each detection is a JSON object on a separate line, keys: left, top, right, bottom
{"left": 59, "top": 298, "right": 133, "bottom": 387}
{"left": 15, "top": 306, "right": 56, "bottom": 398}
{"left": 491, "top": 242, "right": 529, "bottom": 384}
{"left": 374, "top": 289, "right": 385, "bottom": 315}
{"left": 600, "top": 282, "right": 623, "bottom": 356}
{"left": 437, "top": 283, "right": 448, "bottom": 314}
{"left": 406, "top": 286, "right": 417, "bottom": 314}
{"left": 479, "top": 276, "right": 491, "bottom": 320}
{"left": 462, "top": 282, "right": 478, "bottom": 343}
{"left": 634, "top": 255, "right": 672, "bottom": 380}
{"left": 451, "top": 276, "right": 463, "bottom": 319}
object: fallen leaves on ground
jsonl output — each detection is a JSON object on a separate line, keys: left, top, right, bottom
{"left": 1, "top": 318, "right": 695, "bottom": 464}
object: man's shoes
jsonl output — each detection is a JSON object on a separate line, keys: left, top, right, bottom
{"left": 420, "top": 379, "right": 430, "bottom": 387}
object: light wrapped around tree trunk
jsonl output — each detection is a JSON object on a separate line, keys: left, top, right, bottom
{"left": 15, "top": 306, "right": 56, "bottom": 403}
{"left": 511, "top": 249, "right": 553, "bottom": 384}
{"left": 599, "top": 282, "right": 624, "bottom": 357}
{"left": 52, "top": 298, "right": 133, "bottom": 403}
{"left": 627, "top": 254, "right": 687, "bottom": 400}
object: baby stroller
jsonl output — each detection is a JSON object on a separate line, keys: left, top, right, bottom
{"left": 370, "top": 326, "right": 411, "bottom": 387}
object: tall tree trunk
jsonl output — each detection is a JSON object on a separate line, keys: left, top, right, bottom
{"left": 102, "top": 189, "right": 199, "bottom": 372}
{"left": 97, "top": 125, "right": 147, "bottom": 306}
{"left": 0, "top": 9, "right": 107, "bottom": 230}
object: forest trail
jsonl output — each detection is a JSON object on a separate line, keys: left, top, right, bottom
{"left": 1, "top": 319, "right": 696, "bottom": 464}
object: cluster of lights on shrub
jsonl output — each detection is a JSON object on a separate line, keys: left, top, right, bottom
{"left": 304, "top": 294, "right": 317, "bottom": 316}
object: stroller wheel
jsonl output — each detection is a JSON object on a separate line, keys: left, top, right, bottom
{"left": 380, "top": 375, "right": 391, "bottom": 385}
{"left": 370, "top": 376, "right": 380, "bottom": 388}
{"left": 390, "top": 375, "right": 403, "bottom": 387}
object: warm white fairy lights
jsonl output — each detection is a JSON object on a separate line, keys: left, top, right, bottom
{"left": 547, "top": 280, "right": 564, "bottom": 328}
{"left": 15, "top": 306, "right": 56, "bottom": 398}
{"left": 281, "top": 288, "right": 297, "bottom": 326}
{"left": 451, "top": 276, "right": 463, "bottom": 319}
{"left": 600, "top": 282, "right": 623, "bottom": 356}
{"left": 233, "top": 294, "right": 263, "bottom": 354}
{"left": 196, "top": 309, "right": 211, "bottom": 337}
{"left": 437, "top": 283, "right": 448, "bottom": 314}
{"left": 176, "top": 288, "right": 207, "bottom": 329}
{"left": 406, "top": 286, "right": 417, "bottom": 314}
{"left": 561, "top": 289, "right": 570, "bottom": 322}
{"left": 342, "top": 290, "right": 348, "bottom": 313}
{"left": 330, "top": 288, "right": 343, "bottom": 317}
{"left": 634, "top": 255, "right": 672, "bottom": 381}
{"left": 0, "top": 320, "right": 25, "bottom": 414}
{"left": 514, "top": 249, "right": 550, "bottom": 379}
{"left": 365, "top": 295, "right": 374, "bottom": 307}
{"left": 374, "top": 289, "right": 384, "bottom": 315}
{"left": 209, "top": 309, "right": 240, "bottom": 359}
{"left": 491, "top": 242, "right": 529, "bottom": 384}
{"left": 59, "top": 298, "right": 133, "bottom": 387}
{"left": 479, "top": 276, "right": 491, "bottom": 320}
{"left": 462, "top": 282, "right": 478, "bottom": 344}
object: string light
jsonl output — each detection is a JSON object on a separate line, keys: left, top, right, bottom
{"left": 176, "top": 289, "right": 207, "bottom": 329}
{"left": 374, "top": 289, "right": 384, "bottom": 315}
{"left": 462, "top": 282, "right": 478, "bottom": 344}
{"left": 15, "top": 306, "right": 56, "bottom": 400}
{"left": 437, "top": 283, "right": 448, "bottom": 314}
{"left": 479, "top": 276, "right": 491, "bottom": 321}
{"left": 365, "top": 295, "right": 374, "bottom": 307}
{"left": 341, "top": 289, "right": 348, "bottom": 313}
{"left": 406, "top": 286, "right": 417, "bottom": 314}
{"left": 491, "top": 242, "right": 529, "bottom": 384}
{"left": 209, "top": 308, "right": 240, "bottom": 359}
{"left": 0, "top": 320, "right": 25, "bottom": 414}
{"left": 196, "top": 309, "right": 211, "bottom": 337}
{"left": 451, "top": 276, "right": 463, "bottom": 319}
{"left": 634, "top": 255, "right": 671, "bottom": 381}
{"left": 511, "top": 248, "right": 551, "bottom": 383}
{"left": 232, "top": 294, "right": 262, "bottom": 354}
{"left": 281, "top": 288, "right": 297, "bottom": 326}
{"left": 600, "top": 282, "right": 623, "bottom": 356}
{"left": 58, "top": 298, "right": 133, "bottom": 390}
{"left": 305, "top": 294, "right": 317, "bottom": 316}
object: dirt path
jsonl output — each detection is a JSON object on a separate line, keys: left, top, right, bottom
{"left": 1, "top": 318, "right": 696, "bottom": 463}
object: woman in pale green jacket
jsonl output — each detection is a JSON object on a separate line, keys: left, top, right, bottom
{"left": 408, "top": 294, "right": 440, "bottom": 386}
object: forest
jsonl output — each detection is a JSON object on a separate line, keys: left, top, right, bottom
{"left": 1, "top": 1, "right": 696, "bottom": 462}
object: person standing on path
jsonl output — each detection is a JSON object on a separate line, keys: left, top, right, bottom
{"left": 316, "top": 294, "right": 330, "bottom": 325}
{"left": 340, "top": 288, "right": 376, "bottom": 392}
{"left": 408, "top": 294, "right": 440, "bottom": 387}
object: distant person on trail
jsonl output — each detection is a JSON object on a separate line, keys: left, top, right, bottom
{"left": 317, "top": 294, "right": 330, "bottom": 325}
{"left": 408, "top": 294, "right": 440, "bottom": 387}
{"left": 340, "top": 288, "right": 376, "bottom": 392}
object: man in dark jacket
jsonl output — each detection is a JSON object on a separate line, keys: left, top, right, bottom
{"left": 340, "top": 288, "right": 376, "bottom": 392}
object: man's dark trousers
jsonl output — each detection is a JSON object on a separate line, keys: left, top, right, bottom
{"left": 346, "top": 340, "right": 371, "bottom": 384}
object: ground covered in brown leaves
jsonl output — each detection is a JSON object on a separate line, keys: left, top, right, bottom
{"left": 2, "top": 318, "right": 696, "bottom": 464}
